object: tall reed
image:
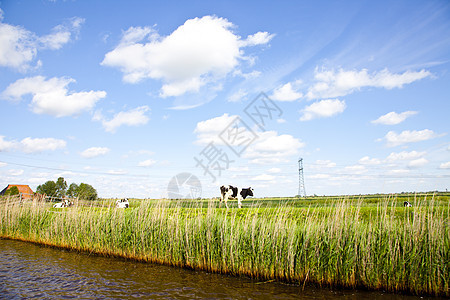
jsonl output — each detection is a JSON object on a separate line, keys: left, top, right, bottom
{"left": 0, "top": 195, "right": 448, "bottom": 296}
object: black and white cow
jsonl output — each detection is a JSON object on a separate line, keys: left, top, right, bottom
{"left": 403, "top": 201, "right": 412, "bottom": 207}
{"left": 220, "top": 185, "right": 253, "bottom": 208}
{"left": 116, "top": 198, "right": 129, "bottom": 208}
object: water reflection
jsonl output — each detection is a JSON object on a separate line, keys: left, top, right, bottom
{"left": 0, "top": 239, "right": 442, "bottom": 299}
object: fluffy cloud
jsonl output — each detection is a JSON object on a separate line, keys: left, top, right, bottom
{"left": 372, "top": 111, "right": 418, "bottom": 125}
{"left": 227, "top": 89, "right": 248, "bottom": 102}
{"left": 243, "top": 130, "right": 305, "bottom": 164}
{"left": 240, "top": 31, "right": 275, "bottom": 46}
{"left": 80, "top": 147, "right": 110, "bottom": 158}
{"left": 306, "top": 68, "right": 431, "bottom": 100}
{"left": 385, "top": 150, "right": 426, "bottom": 162}
{"left": 194, "top": 114, "right": 304, "bottom": 164}
{"left": 20, "top": 137, "right": 66, "bottom": 153}
{"left": 252, "top": 174, "right": 275, "bottom": 181}
{"left": 101, "top": 16, "right": 273, "bottom": 97}
{"left": 194, "top": 113, "right": 238, "bottom": 145}
{"left": 299, "top": 99, "right": 346, "bottom": 121}
{"left": 93, "top": 106, "right": 150, "bottom": 133}
{"left": 271, "top": 81, "right": 303, "bottom": 101}
{"left": 344, "top": 165, "right": 367, "bottom": 174}
{"left": 314, "top": 160, "right": 337, "bottom": 168}
{"left": 407, "top": 158, "right": 428, "bottom": 168}
{"left": 138, "top": 159, "right": 156, "bottom": 167}
{"left": 1, "top": 76, "right": 106, "bottom": 117}
{"left": 0, "top": 14, "right": 84, "bottom": 71}
{"left": 358, "top": 156, "right": 381, "bottom": 165}
{"left": 440, "top": 162, "right": 450, "bottom": 169}
{"left": 383, "top": 129, "right": 441, "bottom": 147}
{"left": 0, "top": 135, "right": 66, "bottom": 153}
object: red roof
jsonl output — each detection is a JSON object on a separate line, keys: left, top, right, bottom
{"left": 1, "top": 184, "right": 34, "bottom": 199}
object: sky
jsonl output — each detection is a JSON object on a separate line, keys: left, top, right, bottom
{"left": 0, "top": 0, "right": 449, "bottom": 199}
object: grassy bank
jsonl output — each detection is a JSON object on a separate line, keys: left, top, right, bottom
{"left": 0, "top": 194, "right": 448, "bottom": 296}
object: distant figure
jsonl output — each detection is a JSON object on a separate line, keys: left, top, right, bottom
{"left": 403, "top": 201, "right": 412, "bottom": 207}
{"left": 116, "top": 198, "right": 129, "bottom": 208}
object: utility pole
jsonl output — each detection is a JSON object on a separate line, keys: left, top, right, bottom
{"left": 298, "top": 158, "right": 306, "bottom": 197}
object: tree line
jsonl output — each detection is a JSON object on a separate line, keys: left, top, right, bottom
{"left": 36, "top": 177, "right": 98, "bottom": 200}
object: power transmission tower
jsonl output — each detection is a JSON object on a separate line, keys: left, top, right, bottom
{"left": 298, "top": 158, "right": 306, "bottom": 197}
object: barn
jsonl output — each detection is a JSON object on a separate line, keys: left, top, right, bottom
{"left": 0, "top": 184, "right": 34, "bottom": 199}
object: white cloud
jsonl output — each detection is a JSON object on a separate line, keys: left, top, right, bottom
{"left": 383, "top": 129, "right": 441, "bottom": 147}
{"left": 314, "top": 160, "right": 336, "bottom": 168}
{"left": 1, "top": 134, "right": 65, "bottom": 155}
{"left": 268, "top": 167, "right": 281, "bottom": 173}
{"left": 0, "top": 135, "right": 16, "bottom": 151}
{"left": 440, "top": 162, "right": 450, "bottom": 169}
{"left": 8, "top": 169, "right": 24, "bottom": 176}
{"left": 252, "top": 174, "right": 275, "bottom": 181}
{"left": 372, "top": 111, "right": 418, "bottom": 125}
{"left": 107, "top": 170, "right": 128, "bottom": 175}
{"left": 194, "top": 114, "right": 304, "bottom": 164}
{"left": 138, "top": 159, "right": 156, "bottom": 167}
{"left": 80, "top": 147, "right": 110, "bottom": 158}
{"left": 359, "top": 156, "right": 381, "bottom": 165}
{"left": 228, "top": 89, "right": 248, "bottom": 102}
{"left": 20, "top": 137, "right": 66, "bottom": 153}
{"left": 344, "top": 165, "right": 367, "bottom": 174}
{"left": 1, "top": 76, "right": 106, "bottom": 117}
{"left": 299, "top": 99, "right": 346, "bottom": 121}
{"left": 306, "top": 68, "right": 431, "bottom": 100}
{"left": 408, "top": 158, "right": 428, "bottom": 167}
{"left": 0, "top": 15, "right": 84, "bottom": 71}
{"left": 0, "top": 162, "right": 7, "bottom": 167}
{"left": 93, "top": 106, "right": 150, "bottom": 133}
{"left": 309, "top": 174, "right": 331, "bottom": 179}
{"left": 101, "top": 16, "right": 273, "bottom": 98}
{"left": 194, "top": 113, "right": 238, "bottom": 145}
{"left": 385, "top": 150, "right": 426, "bottom": 162}
{"left": 271, "top": 81, "right": 303, "bottom": 101}
{"left": 244, "top": 130, "right": 305, "bottom": 164}
{"left": 240, "top": 31, "right": 275, "bottom": 46}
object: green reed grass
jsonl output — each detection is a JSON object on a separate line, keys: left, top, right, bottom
{"left": 0, "top": 195, "right": 448, "bottom": 296}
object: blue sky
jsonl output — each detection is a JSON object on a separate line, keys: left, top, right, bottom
{"left": 0, "top": 0, "right": 449, "bottom": 198}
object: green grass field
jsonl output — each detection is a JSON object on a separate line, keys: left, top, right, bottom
{"left": 0, "top": 192, "right": 448, "bottom": 296}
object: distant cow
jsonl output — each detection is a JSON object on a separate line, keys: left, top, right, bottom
{"left": 116, "top": 198, "right": 129, "bottom": 208}
{"left": 220, "top": 185, "right": 253, "bottom": 208}
{"left": 403, "top": 201, "right": 412, "bottom": 207}
{"left": 52, "top": 199, "right": 73, "bottom": 208}
{"left": 53, "top": 202, "right": 65, "bottom": 208}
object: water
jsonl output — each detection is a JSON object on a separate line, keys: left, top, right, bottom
{"left": 0, "top": 238, "right": 442, "bottom": 299}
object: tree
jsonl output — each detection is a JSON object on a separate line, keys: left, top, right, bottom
{"left": 37, "top": 178, "right": 98, "bottom": 200}
{"left": 55, "top": 177, "right": 67, "bottom": 198}
{"left": 4, "top": 186, "right": 19, "bottom": 196}
{"left": 77, "top": 183, "right": 97, "bottom": 200}
{"left": 36, "top": 180, "right": 57, "bottom": 197}
{"left": 67, "top": 183, "right": 79, "bottom": 198}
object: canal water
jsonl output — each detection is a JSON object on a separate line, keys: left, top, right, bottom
{"left": 0, "top": 238, "right": 442, "bottom": 299}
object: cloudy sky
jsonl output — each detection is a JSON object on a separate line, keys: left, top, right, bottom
{"left": 0, "top": 0, "right": 449, "bottom": 198}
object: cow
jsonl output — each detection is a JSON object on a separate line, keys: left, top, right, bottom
{"left": 53, "top": 202, "right": 65, "bottom": 208}
{"left": 403, "top": 201, "right": 412, "bottom": 207}
{"left": 220, "top": 185, "right": 253, "bottom": 208}
{"left": 116, "top": 198, "right": 129, "bottom": 208}
{"left": 52, "top": 199, "right": 73, "bottom": 208}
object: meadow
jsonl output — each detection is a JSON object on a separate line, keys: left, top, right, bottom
{"left": 0, "top": 193, "right": 448, "bottom": 296}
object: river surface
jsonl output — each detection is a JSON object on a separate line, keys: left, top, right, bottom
{"left": 0, "top": 238, "right": 443, "bottom": 299}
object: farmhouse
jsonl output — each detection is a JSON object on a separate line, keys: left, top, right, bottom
{"left": 0, "top": 184, "right": 34, "bottom": 200}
